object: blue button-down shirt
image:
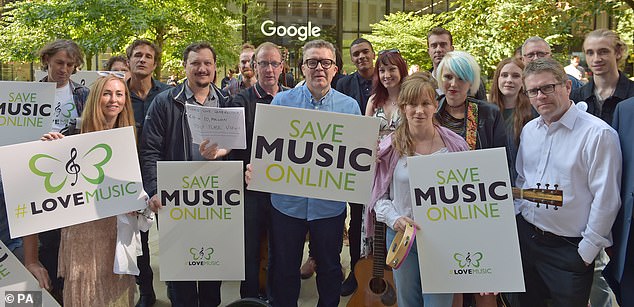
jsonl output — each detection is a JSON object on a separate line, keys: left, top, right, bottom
{"left": 270, "top": 85, "right": 361, "bottom": 220}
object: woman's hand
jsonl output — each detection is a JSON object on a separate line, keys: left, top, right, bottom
{"left": 148, "top": 194, "right": 162, "bottom": 213}
{"left": 25, "top": 262, "right": 51, "bottom": 290}
{"left": 40, "top": 132, "right": 64, "bottom": 141}
{"left": 245, "top": 164, "right": 253, "bottom": 186}
{"left": 393, "top": 216, "right": 420, "bottom": 233}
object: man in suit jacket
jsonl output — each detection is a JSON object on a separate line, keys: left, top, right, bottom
{"left": 606, "top": 96, "right": 634, "bottom": 306}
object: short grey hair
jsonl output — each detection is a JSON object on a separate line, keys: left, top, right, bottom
{"left": 521, "top": 36, "right": 551, "bottom": 55}
{"left": 302, "top": 39, "right": 336, "bottom": 61}
{"left": 523, "top": 57, "right": 567, "bottom": 84}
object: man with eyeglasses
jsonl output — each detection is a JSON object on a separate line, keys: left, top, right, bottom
{"left": 124, "top": 38, "right": 171, "bottom": 307}
{"left": 264, "top": 39, "right": 360, "bottom": 307}
{"left": 333, "top": 37, "right": 375, "bottom": 296}
{"left": 427, "top": 27, "right": 487, "bottom": 101}
{"left": 227, "top": 42, "right": 289, "bottom": 301}
{"left": 223, "top": 43, "right": 257, "bottom": 97}
{"left": 515, "top": 57, "right": 621, "bottom": 307}
{"left": 521, "top": 36, "right": 583, "bottom": 90}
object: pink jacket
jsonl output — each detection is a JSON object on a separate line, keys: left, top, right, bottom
{"left": 365, "top": 125, "right": 469, "bottom": 236}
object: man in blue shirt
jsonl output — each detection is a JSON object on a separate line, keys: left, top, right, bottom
{"left": 268, "top": 39, "right": 360, "bottom": 307}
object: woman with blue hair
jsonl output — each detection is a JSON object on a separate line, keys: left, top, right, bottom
{"left": 434, "top": 51, "right": 507, "bottom": 307}
{"left": 434, "top": 51, "right": 506, "bottom": 150}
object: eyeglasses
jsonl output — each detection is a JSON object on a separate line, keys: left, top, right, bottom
{"left": 97, "top": 71, "right": 126, "bottom": 79}
{"left": 523, "top": 51, "right": 550, "bottom": 59}
{"left": 378, "top": 49, "right": 400, "bottom": 55}
{"left": 257, "top": 61, "right": 282, "bottom": 68}
{"left": 525, "top": 83, "right": 562, "bottom": 98}
{"left": 304, "top": 59, "right": 335, "bottom": 69}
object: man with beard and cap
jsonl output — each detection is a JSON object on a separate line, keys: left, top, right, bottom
{"left": 223, "top": 43, "right": 257, "bottom": 97}
{"left": 334, "top": 37, "right": 376, "bottom": 296}
{"left": 140, "top": 42, "right": 229, "bottom": 307}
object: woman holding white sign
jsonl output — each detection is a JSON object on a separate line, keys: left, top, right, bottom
{"left": 368, "top": 72, "right": 468, "bottom": 306}
{"left": 25, "top": 75, "right": 150, "bottom": 306}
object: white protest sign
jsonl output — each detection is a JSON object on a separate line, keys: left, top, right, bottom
{"left": 0, "top": 126, "right": 146, "bottom": 238}
{"left": 157, "top": 161, "right": 245, "bottom": 281}
{"left": 409, "top": 148, "right": 524, "bottom": 293}
{"left": 0, "top": 81, "right": 55, "bottom": 146}
{"left": 0, "top": 241, "right": 60, "bottom": 306}
{"left": 34, "top": 70, "right": 115, "bottom": 88}
{"left": 185, "top": 105, "right": 246, "bottom": 149}
{"left": 248, "top": 104, "right": 379, "bottom": 204}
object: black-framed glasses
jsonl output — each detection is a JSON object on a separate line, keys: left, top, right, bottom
{"left": 378, "top": 49, "right": 400, "bottom": 55}
{"left": 257, "top": 61, "right": 282, "bottom": 68}
{"left": 525, "top": 83, "right": 562, "bottom": 98}
{"left": 523, "top": 51, "right": 549, "bottom": 59}
{"left": 304, "top": 58, "right": 335, "bottom": 69}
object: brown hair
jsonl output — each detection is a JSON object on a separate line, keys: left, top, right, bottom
{"left": 584, "top": 29, "right": 629, "bottom": 64}
{"left": 427, "top": 27, "right": 453, "bottom": 47}
{"left": 39, "top": 39, "right": 84, "bottom": 73}
{"left": 81, "top": 76, "right": 135, "bottom": 136}
{"left": 372, "top": 51, "right": 409, "bottom": 109}
{"left": 490, "top": 58, "right": 532, "bottom": 144}
{"left": 126, "top": 39, "right": 161, "bottom": 66}
{"left": 392, "top": 71, "right": 438, "bottom": 156}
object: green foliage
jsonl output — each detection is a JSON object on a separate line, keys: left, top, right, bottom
{"left": 363, "top": 11, "right": 440, "bottom": 70}
{"left": 0, "top": 0, "right": 244, "bottom": 76}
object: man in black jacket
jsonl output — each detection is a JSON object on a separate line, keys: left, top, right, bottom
{"left": 140, "top": 42, "right": 229, "bottom": 307}
{"left": 335, "top": 38, "right": 376, "bottom": 296}
{"left": 125, "top": 38, "right": 171, "bottom": 307}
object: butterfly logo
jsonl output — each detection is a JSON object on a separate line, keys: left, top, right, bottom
{"left": 54, "top": 102, "right": 76, "bottom": 119}
{"left": 454, "top": 251, "right": 483, "bottom": 268}
{"left": 29, "top": 144, "right": 112, "bottom": 193}
{"left": 190, "top": 247, "right": 214, "bottom": 260}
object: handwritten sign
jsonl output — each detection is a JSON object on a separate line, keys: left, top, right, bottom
{"left": 34, "top": 70, "right": 116, "bottom": 88}
{"left": 0, "top": 127, "right": 146, "bottom": 238}
{"left": 0, "top": 81, "right": 55, "bottom": 146}
{"left": 157, "top": 161, "right": 245, "bottom": 281}
{"left": 248, "top": 104, "right": 379, "bottom": 204}
{"left": 409, "top": 148, "right": 524, "bottom": 293}
{"left": 185, "top": 105, "right": 246, "bottom": 149}
{"left": 0, "top": 241, "right": 60, "bottom": 306}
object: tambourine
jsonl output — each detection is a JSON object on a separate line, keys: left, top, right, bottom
{"left": 386, "top": 222, "right": 416, "bottom": 269}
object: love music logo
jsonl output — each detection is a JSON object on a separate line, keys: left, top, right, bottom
{"left": 451, "top": 251, "right": 492, "bottom": 275}
{"left": 29, "top": 144, "right": 112, "bottom": 193}
{"left": 187, "top": 246, "right": 220, "bottom": 266}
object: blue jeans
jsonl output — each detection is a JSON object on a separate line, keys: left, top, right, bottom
{"left": 386, "top": 228, "right": 453, "bottom": 307}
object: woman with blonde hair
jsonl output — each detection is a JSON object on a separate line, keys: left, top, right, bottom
{"left": 367, "top": 71, "right": 468, "bottom": 306}
{"left": 25, "top": 75, "right": 150, "bottom": 306}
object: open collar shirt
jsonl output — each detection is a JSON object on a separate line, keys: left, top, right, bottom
{"left": 515, "top": 103, "right": 622, "bottom": 263}
{"left": 269, "top": 85, "right": 361, "bottom": 221}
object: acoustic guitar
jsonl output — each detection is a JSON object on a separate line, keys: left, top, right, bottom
{"left": 347, "top": 216, "right": 397, "bottom": 307}
{"left": 512, "top": 183, "right": 563, "bottom": 209}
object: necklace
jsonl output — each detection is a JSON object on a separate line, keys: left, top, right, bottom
{"left": 447, "top": 101, "right": 465, "bottom": 109}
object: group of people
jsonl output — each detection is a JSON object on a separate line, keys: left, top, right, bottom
{"left": 0, "top": 23, "right": 633, "bottom": 307}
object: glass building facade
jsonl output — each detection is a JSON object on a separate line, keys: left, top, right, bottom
{"left": 244, "top": 0, "right": 456, "bottom": 75}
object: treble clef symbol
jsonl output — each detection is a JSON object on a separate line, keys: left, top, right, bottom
{"left": 54, "top": 102, "right": 62, "bottom": 117}
{"left": 199, "top": 248, "right": 205, "bottom": 259}
{"left": 65, "top": 148, "right": 80, "bottom": 186}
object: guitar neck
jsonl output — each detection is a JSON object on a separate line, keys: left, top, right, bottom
{"left": 512, "top": 186, "right": 563, "bottom": 207}
{"left": 372, "top": 218, "right": 387, "bottom": 278}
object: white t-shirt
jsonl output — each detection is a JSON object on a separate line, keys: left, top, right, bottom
{"left": 52, "top": 83, "right": 78, "bottom": 132}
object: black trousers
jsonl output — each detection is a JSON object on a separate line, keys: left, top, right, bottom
{"left": 136, "top": 228, "right": 154, "bottom": 296}
{"left": 347, "top": 202, "right": 362, "bottom": 270}
{"left": 240, "top": 190, "right": 271, "bottom": 298}
{"left": 517, "top": 215, "right": 594, "bottom": 307}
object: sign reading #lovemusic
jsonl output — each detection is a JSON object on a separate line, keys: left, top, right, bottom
{"left": 409, "top": 148, "right": 524, "bottom": 293}
{"left": 248, "top": 104, "right": 379, "bottom": 204}
{"left": 157, "top": 161, "right": 245, "bottom": 281}
{"left": 0, "top": 241, "right": 60, "bottom": 307}
{"left": 0, "top": 81, "right": 55, "bottom": 146}
{"left": 0, "top": 126, "right": 146, "bottom": 238}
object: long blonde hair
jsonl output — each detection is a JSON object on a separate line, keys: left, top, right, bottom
{"left": 392, "top": 71, "right": 438, "bottom": 156}
{"left": 80, "top": 75, "right": 136, "bottom": 136}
